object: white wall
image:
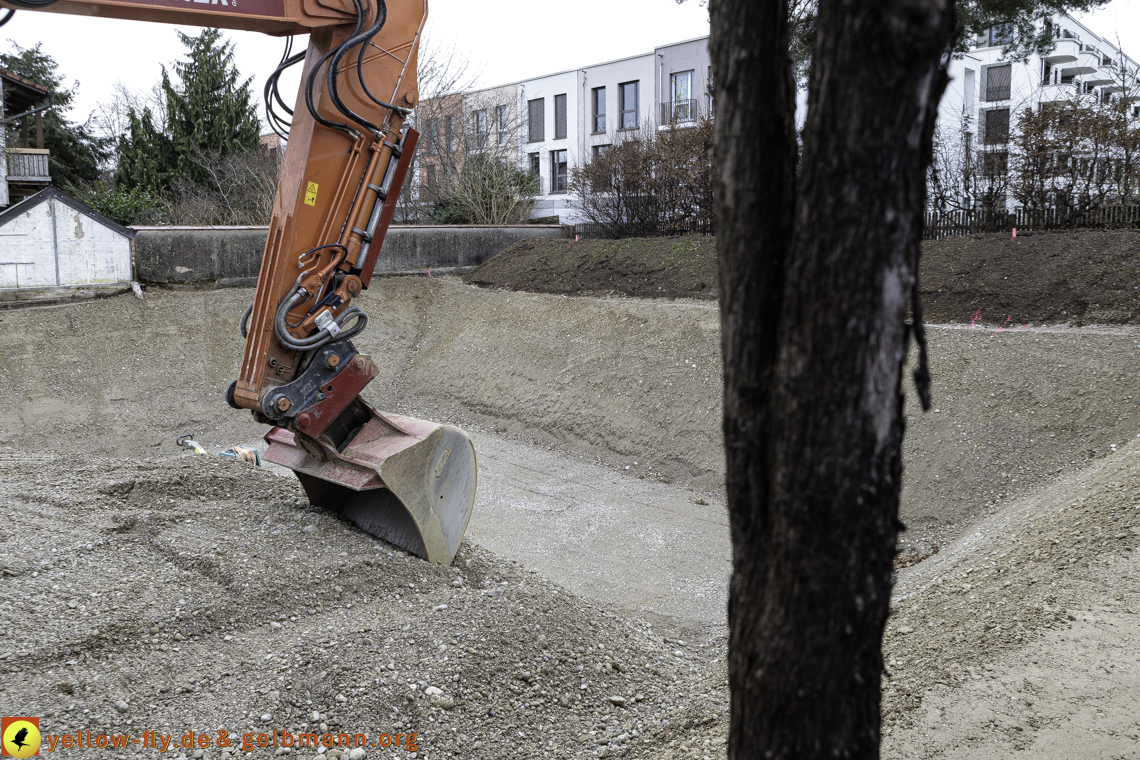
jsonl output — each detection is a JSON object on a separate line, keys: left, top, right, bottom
{"left": 0, "top": 197, "right": 131, "bottom": 289}
{"left": 517, "top": 70, "right": 581, "bottom": 221}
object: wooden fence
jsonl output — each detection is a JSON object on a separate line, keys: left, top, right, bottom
{"left": 924, "top": 205, "right": 1140, "bottom": 240}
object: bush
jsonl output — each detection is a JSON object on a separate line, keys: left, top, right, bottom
{"left": 428, "top": 154, "right": 539, "bottom": 225}
{"left": 570, "top": 119, "right": 715, "bottom": 238}
{"left": 81, "top": 181, "right": 170, "bottom": 226}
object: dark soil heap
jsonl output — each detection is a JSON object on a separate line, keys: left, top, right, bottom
{"left": 919, "top": 229, "right": 1140, "bottom": 325}
{"left": 463, "top": 237, "right": 718, "bottom": 301}
{"left": 465, "top": 229, "right": 1140, "bottom": 325}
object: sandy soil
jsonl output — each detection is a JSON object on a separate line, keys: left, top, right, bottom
{"left": 2, "top": 279, "right": 1139, "bottom": 759}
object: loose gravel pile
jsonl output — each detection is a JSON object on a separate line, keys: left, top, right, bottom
{"left": 1, "top": 455, "right": 729, "bottom": 760}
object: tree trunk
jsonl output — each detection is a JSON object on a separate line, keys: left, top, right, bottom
{"left": 711, "top": 0, "right": 954, "bottom": 756}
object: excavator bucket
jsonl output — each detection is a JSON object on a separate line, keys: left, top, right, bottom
{"left": 262, "top": 407, "right": 477, "bottom": 565}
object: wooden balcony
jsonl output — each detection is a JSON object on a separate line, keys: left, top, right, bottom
{"left": 7, "top": 148, "right": 50, "bottom": 183}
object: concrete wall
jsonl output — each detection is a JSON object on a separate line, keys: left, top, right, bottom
{"left": 0, "top": 196, "right": 131, "bottom": 288}
{"left": 132, "top": 224, "right": 570, "bottom": 284}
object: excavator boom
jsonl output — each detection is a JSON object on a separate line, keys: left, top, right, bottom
{"left": 1, "top": 0, "right": 477, "bottom": 564}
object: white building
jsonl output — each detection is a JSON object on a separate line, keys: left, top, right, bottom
{"left": 936, "top": 14, "right": 1140, "bottom": 211}
{"left": 0, "top": 187, "right": 134, "bottom": 290}
{"left": 417, "top": 36, "right": 712, "bottom": 223}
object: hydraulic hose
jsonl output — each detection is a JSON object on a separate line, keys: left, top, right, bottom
{"left": 274, "top": 275, "right": 369, "bottom": 352}
{"left": 355, "top": 0, "right": 411, "bottom": 116}
{"left": 325, "top": 0, "right": 383, "bottom": 135}
{"left": 239, "top": 303, "right": 253, "bottom": 338}
{"left": 304, "top": 0, "right": 366, "bottom": 139}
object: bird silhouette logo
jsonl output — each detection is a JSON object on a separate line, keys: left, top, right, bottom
{"left": 1, "top": 717, "right": 41, "bottom": 758}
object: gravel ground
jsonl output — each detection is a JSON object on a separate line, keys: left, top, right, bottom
{"left": 3, "top": 278, "right": 1140, "bottom": 759}
{"left": 0, "top": 455, "right": 729, "bottom": 760}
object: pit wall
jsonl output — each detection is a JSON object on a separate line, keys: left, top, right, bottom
{"left": 131, "top": 225, "right": 571, "bottom": 284}
{"left": 3, "top": 277, "right": 1140, "bottom": 534}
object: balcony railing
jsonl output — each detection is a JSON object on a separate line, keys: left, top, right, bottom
{"left": 660, "top": 99, "right": 700, "bottom": 125}
{"left": 6, "top": 148, "right": 50, "bottom": 182}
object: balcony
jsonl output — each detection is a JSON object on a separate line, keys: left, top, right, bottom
{"left": 1043, "top": 37, "right": 1080, "bottom": 63}
{"left": 6, "top": 148, "right": 50, "bottom": 183}
{"left": 1061, "top": 51, "right": 1102, "bottom": 77}
{"left": 660, "top": 99, "right": 700, "bottom": 125}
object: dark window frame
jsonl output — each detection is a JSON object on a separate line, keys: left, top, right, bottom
{"left": 984, "top": 107, "right": 1010, "bottom": 145}
{"left": 619, "top": 81, "right": 639, "bottom": 131}
{"left": 550, "top": 149, "right": 568, "bottom": 194}
{"left": 592, "top": 86, "right": 606, "bottom": 134}
{"left": 527, "top": 98, "right": 545, "bottom": 144}
{"left": 496, "top": 105, "right": 508, "bottom": 146}
{"left": 985, "top": 64, "right": 1011, "bottom": 101}
{"left": 554, "top": 93, "right": 568, "bottom": 141}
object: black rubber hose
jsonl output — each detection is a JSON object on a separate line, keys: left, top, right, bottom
{"left": 326, "top": 0, "right": 382, "bottom": 135}
{"left": 304, "top": 0, "right": 366, "bottom": 139}
{"left": 239, "top": 303, "right": 253, "bottom": 338}
{"left": 3, "top": 0, "right": 59, "bottom": 7}
{"left": 0, "top": 9, "right": 15, "bottom": 27}
{"left": 264, "top": 46, "right": 305, "bottom": 139}
{"left": 355, "top": 0, "right": 411, "bottom": 116}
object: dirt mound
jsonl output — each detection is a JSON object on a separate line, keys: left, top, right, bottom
{"left": 463, "top": 236, "right": 718, "bottom": 300}
{"left": 463, "top": 229, "right": 1140, "bottom": 326}
{"left": 880, "top": 437, "right": 1140, "bottom": 758}
{"left": 921, "top": 229, "right": 1140, "bottom": 326}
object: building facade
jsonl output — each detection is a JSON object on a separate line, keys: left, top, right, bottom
{"left": 407, "top": 36, "right": 713, "bottom": 223}
{"left": 0, "top": 69, "right": 53, "bottom": 209}
{"left": 935, "top": 14, "right": 1140, "bottom": 212}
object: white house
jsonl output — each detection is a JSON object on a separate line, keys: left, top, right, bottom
{"left": 936, "top": 14, "right": 1140, "bottom": 211}
{"left": 0, "top": 187, "right": 134, "bottom": 290}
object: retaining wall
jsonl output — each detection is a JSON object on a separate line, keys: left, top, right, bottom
{"left": 132, "top": 224, "right": 570, "bottom": 284}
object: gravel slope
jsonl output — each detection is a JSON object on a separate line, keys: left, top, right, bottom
{"left": 2, "top": 281, "right": 1140, "bottom": 759}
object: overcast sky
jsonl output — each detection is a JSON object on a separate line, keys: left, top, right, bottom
{"left": 0, "top": 0, "right": 1137, "bottom": 134}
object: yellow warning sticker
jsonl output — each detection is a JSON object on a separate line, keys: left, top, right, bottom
{"left": 304, "top": 181, "right": 319, "bottom": 206}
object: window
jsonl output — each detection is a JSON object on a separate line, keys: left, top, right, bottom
{"left": 984, "top": 108, "right": 1010, "bottom": 145}
{"left": 552, "top": 93, "right": 567, "bottom": 140}
{"left": 445, "top": 115, "right": 456, "bottom": 152}
{"left": 550, "top": 149, "right": 568, "bottom": 193}
{"left": 425, "top": 164, "right": 437, "bottom": 190}
{"left": 472, "top": 109, "right": 487, "bottom": 150}
{"left": 985, "top": 64, "right": 1011, "bottom": 101}
{"left": 590, "top": 145, "right": 612, "bottom": 190}
{"left": 528, "top": 98, "right": 545, "bottom": 143}
{"left": 982, "top": 150, "right": 1008, "bottom": 179}
{"left": 592, "top": 87, "right": 606, "bottom": 133}
{"left": 1041, "top": 61, "right": 1052, "bottom": 85}
{"left": 528, "top": 152, "right": 541, "bottom": 180}
{"left": 425, "top": 118, "right": 438, "bottom": 154}
{"left": 669, "top": 70, "right": 695, "bottom": 122}
{"left": 619, "top": 81, "right": 639, "bottom": 130}
{"left": 496, "top": 105, "right": 508, "bottom": 146}
{"left": 988, "top": 24, "right": 1014, "bottom": 46}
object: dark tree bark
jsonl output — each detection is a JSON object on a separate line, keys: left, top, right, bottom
{"left": 711, "top": 0, "right": 954, "bottom": 756}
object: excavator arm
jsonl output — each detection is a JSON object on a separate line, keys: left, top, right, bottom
{"left": 1, "top": 0, "right": 477, "bottom": 564}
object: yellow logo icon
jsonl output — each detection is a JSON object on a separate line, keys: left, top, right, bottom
{"left": 305, "top": 181, "right": 319, "bottom": 206}
{"left": 2, "top": 717, "right": 41, "bottom": 758}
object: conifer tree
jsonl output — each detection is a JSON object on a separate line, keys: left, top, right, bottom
{"left": 115, "top": 28, "right": 261, "bottom": 192}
